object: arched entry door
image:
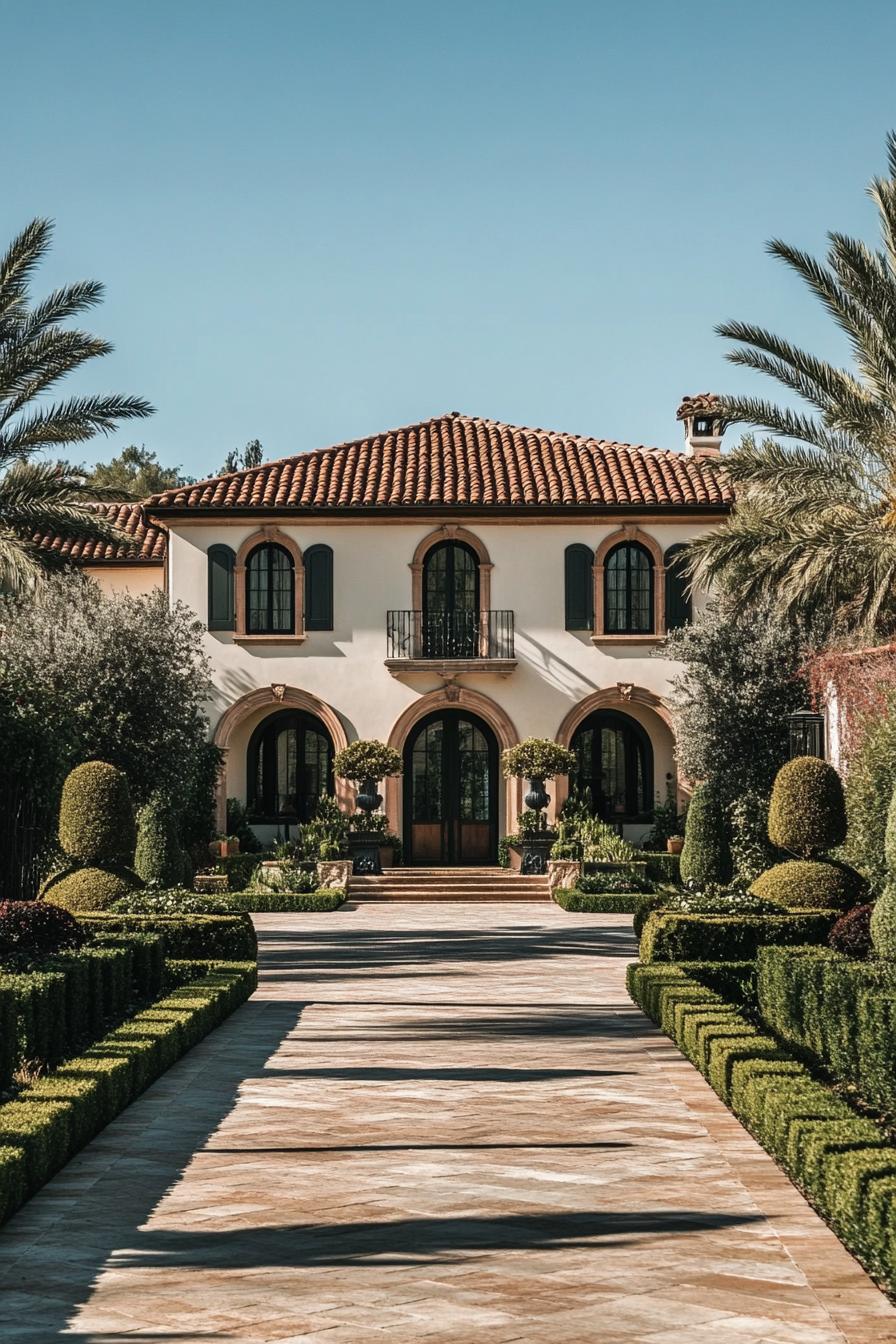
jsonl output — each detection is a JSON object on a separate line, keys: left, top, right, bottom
{"left": 404, "top": 710, "right": 498, "bottom": 865}
{"left": 570, "top": 710, "right": 653, "bottom": 824}
{"left": 423, "top": 541, "right": 479, "bottom": 658}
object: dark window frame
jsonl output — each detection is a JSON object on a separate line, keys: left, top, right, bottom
{"left": 603, "top": 542, "right": 654, "bottom": 634}
{"left": 246, "top": 542, "right": 295, "bottom": 635}
{"left": 246, "top": 709, "right": 334, "bottom": 823}
{"left": 664, "top": 543, "right": 692, "bottom": 631}
{"left": 207, "top": 544, "right": 236, "bottom": 631}
{"left": 570, "top": 709, "right": 654, "bottom": 824}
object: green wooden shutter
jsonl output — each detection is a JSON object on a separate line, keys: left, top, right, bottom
{"left": 305, "top": 545, "right": 333, "bottom": 630}
{"left": 208, "top": 545, "right": 235, "bottom": 630}
{"left": 565, "top": 544, "right": 594, "bottom": 631}
{"left": 664, "top": 544, "right": 692, "bottom": 630}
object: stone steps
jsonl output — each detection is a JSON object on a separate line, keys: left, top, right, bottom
{"left": 349, "top": 868, "right": 551, "bottom": 902}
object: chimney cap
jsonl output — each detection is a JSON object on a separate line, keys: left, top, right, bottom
{"left": 676, "top": 392, "right": 725, "bottom": 423}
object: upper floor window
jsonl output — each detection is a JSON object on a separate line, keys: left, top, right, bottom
{"left": 246, "top": 542, "right": 294, "bottom": 634}
{"left": 564, "top": 544, "right": 594, "bottom": 631}
{"left": 664, "top": 543, "right": 692, "bottom": 631}
{"left": 207, "top": 544, "right": 235, "bottom": 631}
{"left": 604, "top": 542, "right": 653, "bottom": 634}
{"left": 304, "top": 544, "right": 334, "bottom": 631}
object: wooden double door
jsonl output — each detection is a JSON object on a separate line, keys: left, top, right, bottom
{"left": 404, "top": 710, "right": 498, "bottom": 866}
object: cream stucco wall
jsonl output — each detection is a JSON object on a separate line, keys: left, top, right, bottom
{"left": 85, "top": 564, "right": 163, "bottom": 598}
{"left": 165, "top": 515, "right": 716, "bottom": 843}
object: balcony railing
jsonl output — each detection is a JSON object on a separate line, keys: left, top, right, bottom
{"left": 386, "top": 610, "right": 515, "bottom": 661}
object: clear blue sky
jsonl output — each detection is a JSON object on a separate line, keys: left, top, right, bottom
{"left": 4, "top": 0, "right": 896, "bottom": 477}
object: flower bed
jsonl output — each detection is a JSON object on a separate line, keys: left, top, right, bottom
{"left": 0, "top": 959, "right": 256, "bottom": 1223}
{"left": 628, "top": 961, "right": 896, "bottom": 1296}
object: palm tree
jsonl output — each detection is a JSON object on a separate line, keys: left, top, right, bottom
{"left": 0, "top": 219, "right": 153, "bottom": 587}
{"left": 687, "top": 132, "right": 896, "bottom": 639}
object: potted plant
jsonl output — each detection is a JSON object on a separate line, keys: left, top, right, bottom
{"left": 501, "top": 739, "right": 576, "bottom": 874}
{"left": 333, "top": 740, "right": 403, "bottom": 874}
{"left": 667, "top": 833, "right": 685, "bottom": 855}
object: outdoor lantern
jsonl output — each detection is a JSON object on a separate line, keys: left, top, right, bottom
{"left": 788, "top": 707, "right": 826, "bottom": 760}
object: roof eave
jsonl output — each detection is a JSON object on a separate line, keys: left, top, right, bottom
{"left": 147, "top": 501, "right": 732, "bottom": 521}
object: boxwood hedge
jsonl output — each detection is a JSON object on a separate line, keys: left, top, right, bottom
{"left": 639, "top": 910, "right": 837, "bottom": 963}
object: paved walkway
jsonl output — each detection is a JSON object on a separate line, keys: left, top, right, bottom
{"left": 1, "top": 903, "right": 895, "bottom": 1343}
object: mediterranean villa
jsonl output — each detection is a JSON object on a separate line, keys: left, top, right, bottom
{"left": 45, "top": 399, "right": 733, "bottom": 865}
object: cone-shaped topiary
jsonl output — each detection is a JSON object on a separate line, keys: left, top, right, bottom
{"left": 767, "top": 756, "right": 846, "bottom": 857}
{"left": 871, "top": 780, "right": 896, "bottom": 958}
{"left": 750, "top": 858, "right": 866, "bottom": 911}
{"left": 59, "top": 761, "right": 136, "bottom": 866}
{"left": 43, "top": 867, "right": 141, "bottom": 912}
{"left": 679, "top": 783, "right": 732, "bottom": 886}
{"left": 134, "top": 791, "right": 183, "bottom": 888}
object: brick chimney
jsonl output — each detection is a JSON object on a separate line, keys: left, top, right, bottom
{"left": 676, "top": 393, "right": 727, "bottom": 458}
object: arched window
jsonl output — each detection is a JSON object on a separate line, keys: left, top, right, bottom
{"left": 422, "top": 540, "right": 479, "bottom": 657}
{"left": 664, "top": 543, "right": 692, "bottom": 631}
{"left": 304, "top": 544, "right": 333, "bottom": 631}
{"left": 247, "top": 710, "right": 334, "bottom": 821}
{"left": 570, "top": 710, "right": 653, "bottom": 822}
{"left": 604, "top": 542, "right": 653, "bottom": 634}
{"left": 246, "top": 543, "right": 294, "bottom": 634}
{"left": 207, "top": 544, "right": 235, "bottom": 631}
{"left": 564, "top": 544, "right": 594, "bottom": 631}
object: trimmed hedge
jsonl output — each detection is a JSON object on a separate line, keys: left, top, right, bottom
{"left": 0, "top": 960, "right": 257, "bottom": 1224}
{"left": 751, "top": 858, "right": 866, "bottom": 912}
{"left": 79, "top": 913, "right": 258, "bottom": 961}
{"left": 628, "top": 961, "right": 896, "bottom": 1295}
{"left": 43, "top": 867, "right": 142, "bottom": 913}
{"left": 58, "top": 761, "right": 137, "bottom": 866}
{"left": 212, "top": 853, "right": 267, "bottom": 891}
{"left": 642, "top": 853, "right": 681, "bottom": 885}
{"left": 552, "top": 890, "right": 642, "bottom": 913}
{"left": 768, "top": 756, "right": 847, "bottom": 856}
{"left": 90, "top": 931, "right": 165, "bottom": 1001}
{"left": 679, "top": 784, "right": 731, "bottom": 886}
{"left": 135, "top": 792, "right": 183, "bottom": 889}
{"left": 225, "top": 889, "right": 345, "bottom": 913}
{"left": 639, "top": 909, "right": 837, "bottom": 963}
{"left": 756, "top": 946, "right": 896, "bottom": 1119}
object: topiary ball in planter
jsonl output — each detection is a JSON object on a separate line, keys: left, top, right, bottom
{"left": 42, "top": 866, "right": 143, "bottom": 913}
{"left": 767, "top": 756, "right": 846, "bottom": 857}
{"left": 750, "top": 858, "right": 865, "bottom": 911}
{"left": 59, "top": 761, "right": 136, "bottom": 866}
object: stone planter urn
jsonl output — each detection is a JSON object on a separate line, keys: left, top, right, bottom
{"left": 317, "top": 858, "right": 353, "bottom": 890}
{"left": 547, "top": 858, "right": 582, "bottom": 893}
{"left": 519, "top": 833, "right": 556, "bottom": 875}
{"left": 524, "top": 777, "right": 550, "bottom": 813}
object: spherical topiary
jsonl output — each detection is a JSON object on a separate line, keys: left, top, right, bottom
{"left": 767, "top": 756, "right": 846, "bottom": 857}
{"left": 0, "top": 900, "right": 87, "bottom": 963}
{"left": 829, "top": 903, "right": 874, "bottom": 960}
{"left": 871, "top": 884, "right": 896, "bottom": 959}
{"left": 750, "top": 858, "right": 865, "bottom": 911}
{"left": 59, "top": 761, "right": 136, "bottom": 866}
{"left": 134, "top": 791, "right": 183, "bottom": 888}
{"left": 679, "top": 784, "right": 732, "bottom": 887}
{"left": 42, "top": 867, "right": 142, "bottom": 913}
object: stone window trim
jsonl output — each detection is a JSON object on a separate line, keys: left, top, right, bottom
{"left": 233, "top": 527, "right": 306, "bottom": 643}
{"left": 592, "top": 526, "right": 666, "bottom": 643}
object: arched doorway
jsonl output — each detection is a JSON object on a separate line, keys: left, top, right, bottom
{"left": 403, "top": 709, "right": 498, "bottom": 866}
{"left": 570, "top": 709, "right": 653, "bottom": 824}
{"left": 247, "top": 710, "right": 334, "bottom": 824}
{"left": 422, "top": 540, "right": 479, "bottom": 658}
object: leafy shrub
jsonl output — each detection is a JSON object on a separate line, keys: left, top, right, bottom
{"left": 679, "top": 784, "right": 731, "bottom": 886}
{"left": 58, "top": 762, "right": 136, "bottom": 866}
{"left": 225, "top": 798, "right": 262, "bottom": 854}
{"left": 728, "top": 788, "right": 777, "bottom": 886}
{"left": 578, "top": 870, "right": 652, "bottom": 894}
{"left": 333, "top": 740, "right": 403, "bottom": 781}
{"left": 225, "top": 889, "right": 345, "bottom": 912}
{"left": 642, "top": 852, "right": 681, "bottom": 885}
{"left": 248, "top": 863, "right": 317, "bottom": 894}
{"left": 297, "top": 795, "right": 348, "bottom": 860}
{"left": 43, "top": 867, "right": 141, "bottom": 913}
{"left": 134, "top": 792, "right": 183, "bottom": 889}
{"left": 767, "top": 756, "right": 846, "bottom": 857}
{"left": 828, "top": 904, "right": 874, "bottom": 960}
{"left": 554, "top": 890, "right": 642, "bottom": 913}
{"left": 639, "top": 909, "right": 836, "bottom": 963}
{"left": 0, "top": 902, "right": 87, "bottom": 966}
{"left": 871, "top": 883, "right": 896, "bottom": 959}
{"left": 501, "top": 739, "right": 576, "bottom": 780}
{"left": 751, "top": 858, "right": 866, "bottom": 911}
{"left": 79, "top": 913, "right": 258, "bottom": 961}
{"left": 640, "top": 784, "right": 687, "bottom": 852}
{"left": 212, "top": 852, "right": 265, "bottom": 891}
{"left": 108, "top": 889, "right": 240, "bottom": 916}
{"left": 842, "top": 696, "right": 896, "bottom": 893}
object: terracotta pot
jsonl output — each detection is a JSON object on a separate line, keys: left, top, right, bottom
{"left": 667, "top": 837, "right": 684, "bottom": 855}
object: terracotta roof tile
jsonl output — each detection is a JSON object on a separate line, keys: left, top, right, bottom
{"left": 149, "top": 414, "right": 732, "bottom": 514}
{"left": 35, "top": 502, "right": 167, "bottom": 563}
{"left": 676, "top": 392, "right": 723, "bottom": 421}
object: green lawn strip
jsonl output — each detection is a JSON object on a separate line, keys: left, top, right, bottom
{"left": 225, "top": 889, "right": 346, "bottom": 913}
{"left": 627, "top": 961, "right": 896, "bottom": 1295}
{"left": 552, "top": 890, "right": 642, "bottom": 913}
{"left": 0, "top": 959, "right": 257, "bottom": 1224}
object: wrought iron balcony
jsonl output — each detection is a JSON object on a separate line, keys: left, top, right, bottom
{"left": 386, "top": 610, "right": 515, "bottom": 668}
